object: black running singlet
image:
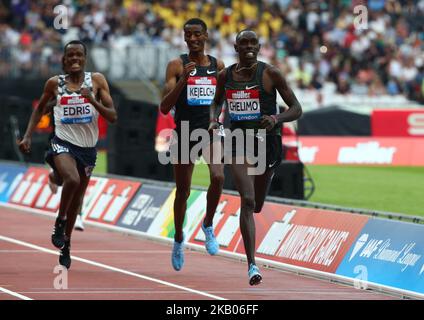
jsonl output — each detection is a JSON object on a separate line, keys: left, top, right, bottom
{"left": 224, "top": 61, "right": 281, "bottom": 135}
{"left": 174, "top": 54, "right": 218, "bottom": 131}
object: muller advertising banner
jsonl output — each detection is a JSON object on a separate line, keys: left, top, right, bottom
{"left": 190, "top": 193, "right": 242, "bottom": 251}
{"left": 284, "top": 137, "right": 424, "bottom": 166}
{"left": 9, "top": 167, "right": 50, "bottom": 208}
{"left": 372, "top": 109, "right": 424, "bottom": 137}
{"left": 86, "top": 179, "right": 141, "bottom": 225}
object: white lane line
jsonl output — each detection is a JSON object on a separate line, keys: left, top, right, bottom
{"left": 0, "top": 250, "right": 170, "bottom": 253}
{"left": 0, "top": 286, "right": 33, "bottom": 300}
{"left": 0, "top": 235, "right": 226, "bottom": 300}
{"left": 16, "top": 290, "right": 361, "bottom": 295}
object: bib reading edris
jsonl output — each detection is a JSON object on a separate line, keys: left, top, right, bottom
{"left": 60, "top": 95, "right": 94, "bottom": 124}
{"left": 187, "top": 76, "right": 217, "bottom": 106}
{"left": 226, "top": 89, "right": 262, "bottom": 121}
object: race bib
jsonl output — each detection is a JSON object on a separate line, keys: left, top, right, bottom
{"left": 60, "top": 96, "right": 93, "bottom": 124}
{"left": 226, "top": 89, "right": 261, "bottom": 121}
{"left": 187, "top": 76, "right": 216, "bottom": 106}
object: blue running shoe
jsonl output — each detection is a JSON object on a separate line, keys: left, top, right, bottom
{"left": 248, "top": 264, "right": 262, "bottom": 286}
{"left": 171, "top": 234, "right": 185, "bottom": 271}
{"left": 201, "top": 222, "right": 219, "bottom": 255}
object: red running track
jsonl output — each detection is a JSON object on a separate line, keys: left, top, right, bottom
{"left": 0, "top": 206, "right": 398, "bottom": 300}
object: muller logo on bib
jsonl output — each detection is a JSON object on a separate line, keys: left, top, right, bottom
{"left": 60, "top": 96, "right": 89, "bottom": 105}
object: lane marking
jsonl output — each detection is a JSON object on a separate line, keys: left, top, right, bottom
{"left": 17, "top": 290, "right": 369, "bottom": 294}
{"left": 0, "top": 235, "right": 226, "bottom": 300}
{"left": 0, "top": 250, "right": 170, "bottom": 253}
{"left": 0, "top": 286, "right": 33, "bottom": 300}
{"left": 1, "top": 203, "right": 415, "bottom": 300}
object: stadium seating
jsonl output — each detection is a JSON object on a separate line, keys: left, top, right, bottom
{"left": 0, "top": 0, "right": 422, "bottom": 106}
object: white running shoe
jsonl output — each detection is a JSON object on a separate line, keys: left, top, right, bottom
{"left": 74, "top": 214, "right": 85, "bottom": 231}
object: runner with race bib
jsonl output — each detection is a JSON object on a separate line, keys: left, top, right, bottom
{"left": 208, "top": 30, "right": 303, "bottom": 285}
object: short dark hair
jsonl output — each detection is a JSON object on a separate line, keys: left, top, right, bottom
{"left": 235, "top": 29, "right": 256, "bottom": 43}
{"left": 63, "top": 40, "right": 87, "bottom": 56}
{"left": 184, "top": 18, "right": 207, "bottom": 32}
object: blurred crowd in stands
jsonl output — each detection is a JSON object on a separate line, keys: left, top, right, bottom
{"left": 0, "top": 0, "right": 423, "bottom": 104}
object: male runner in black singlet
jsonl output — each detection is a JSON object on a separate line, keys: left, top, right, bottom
{"left": 160, "top": 19, "right": 225, "bottom": 271}
{"left": 209, "top": 30, "right": 303, "bottom": 285}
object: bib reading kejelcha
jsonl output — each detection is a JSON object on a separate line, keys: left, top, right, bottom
{"left": 226, "top": 89, "right": 261, "bottom": 121}
{"left": 174, "top": 54, "right": 218, "bottom": 131}
{"left": 187, "top": 76, "right": 216, "bottom": 106}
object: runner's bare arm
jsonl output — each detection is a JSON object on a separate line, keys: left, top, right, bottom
{"left": 267, "top": 66, "right": 302, "bottom": 124}
{"left": 43, "top": 98, "right": 56, "bottom": 115}
{"left": 159, "top": 58, "right": 195, "bottom": 114}
{"left": 208, "top": 68, "right": 227, "bottom": 131}
{"left": 82, "top": 73, "right": 117, "bottom": 124}
{"left": 18, "top": 77, "right": 57, "bottom": 153}
{"left": 217, "top": 59, "right": 225, "bottom": 72}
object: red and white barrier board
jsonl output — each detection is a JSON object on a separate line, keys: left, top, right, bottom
{"left": 9, "top": 167, "right": 50, "bottom": 208}
{"left": 8, "top": 166, "right": 110, "bottom": 215}
{"left": 85, "top": 179, "right": 141, "bottom": 225}
{"left": 189, "top": 197, "right": 369, "bottom": 273}
{"left": 284, "top": 136, "right": 424, "bottom": 165}
{"left": 2, "top": 161, "right": 424, "bottom": 298}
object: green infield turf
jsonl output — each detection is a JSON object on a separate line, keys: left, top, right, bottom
{"left": 192, "top": 162, "right": 210, "bottom": 187}
{"left": 306, "top": 165, "right": 424, "bottom": 217}
{"left": 192, "top": 163, "right": 424, "bottom": 217}
{"left": 93, "top": 150, "right": 107, "bottom": 175}
{"left": 98, "top": 150, "right": 423, "bottom": 217}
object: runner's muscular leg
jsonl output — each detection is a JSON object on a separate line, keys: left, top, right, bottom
{"left": 53, "top": 153, "right": 81, "bottom": 220}
{"left": 254, "top": 168, "right": 275, "bottom": 213}
{"left": 48, "top": 171, "right": 58, "bottom": 194}
{"left": 65, "top": 168, "right": 90, "bottom": 239}
{"left": 49, "top": 170, "right": 63, "bottom": 185}
{"left": 230, "top": 159, "right": 257, "bottom": 267}
{"left": 173, "top": 163, "right": 195, "bottom": 243}
{"left": 202, "top": 140, "right": 224, "bottom": 227}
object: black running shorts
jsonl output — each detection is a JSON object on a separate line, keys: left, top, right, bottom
{"left": 45, "top": 135, "right": 97, "bottom": 177}
{"left": 226, "top": 131, "right": 283, "bottom": 170}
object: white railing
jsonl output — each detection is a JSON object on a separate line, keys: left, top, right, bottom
{"left": 90, "top": 42, "right": 179, "bottom": 83}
